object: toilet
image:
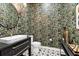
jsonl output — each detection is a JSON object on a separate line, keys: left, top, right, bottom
{"left": 31, "top": 41, "right": 41, "bottom": 54}
{"left": 23, "top": 35, "right": 41, "bottom": 55}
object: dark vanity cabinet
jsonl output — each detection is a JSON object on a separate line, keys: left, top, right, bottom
{"left": 60, "top": 39, "right": 74, "bottom": 56}
{"left": 60, "top": 39, "right": 79, "bottom": 56}
{"left": 0, "top": 37, "right": 31, "bottom": 56}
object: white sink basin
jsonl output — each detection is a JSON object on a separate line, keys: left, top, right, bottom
{"left": 0, "top": 35, "right": 27, "bottom": 44}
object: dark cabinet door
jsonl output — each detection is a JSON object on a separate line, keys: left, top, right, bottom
{"left": 0, "top": 37, "right": 31, "bottom": 56}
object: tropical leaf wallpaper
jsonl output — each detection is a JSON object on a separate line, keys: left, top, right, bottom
{"left": 0, "top": 3, "right": 78, "bottom": 48}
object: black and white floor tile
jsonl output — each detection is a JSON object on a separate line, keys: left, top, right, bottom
{"left": 23, "top": 46, "right": 65, "bottom": 56}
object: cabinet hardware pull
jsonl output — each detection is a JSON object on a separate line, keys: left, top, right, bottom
{"left": 12, "top": 41, "right": 29, "bottom": 49}
{"left": 14, "top": 46, "right": 29, "bottom": 56}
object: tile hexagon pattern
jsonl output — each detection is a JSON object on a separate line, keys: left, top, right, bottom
{"left": 23, "top": 46, "right": 65, "bottom": 56}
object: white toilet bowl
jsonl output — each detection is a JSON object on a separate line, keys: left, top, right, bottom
{"left": 31, "top": 41, "right": 41, "bottom": 54}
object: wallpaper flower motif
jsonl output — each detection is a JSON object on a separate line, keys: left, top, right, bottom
{"left": 0, "top": 3, "right": 78, "bottom": 48}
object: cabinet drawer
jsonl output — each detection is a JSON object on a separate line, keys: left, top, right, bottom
{"left": 1, "top": 40, "right": 30, "bottom": 56}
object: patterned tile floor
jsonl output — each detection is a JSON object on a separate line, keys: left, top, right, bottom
{"left": 23, "top": 46, "right": 65, "bottom": 56}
